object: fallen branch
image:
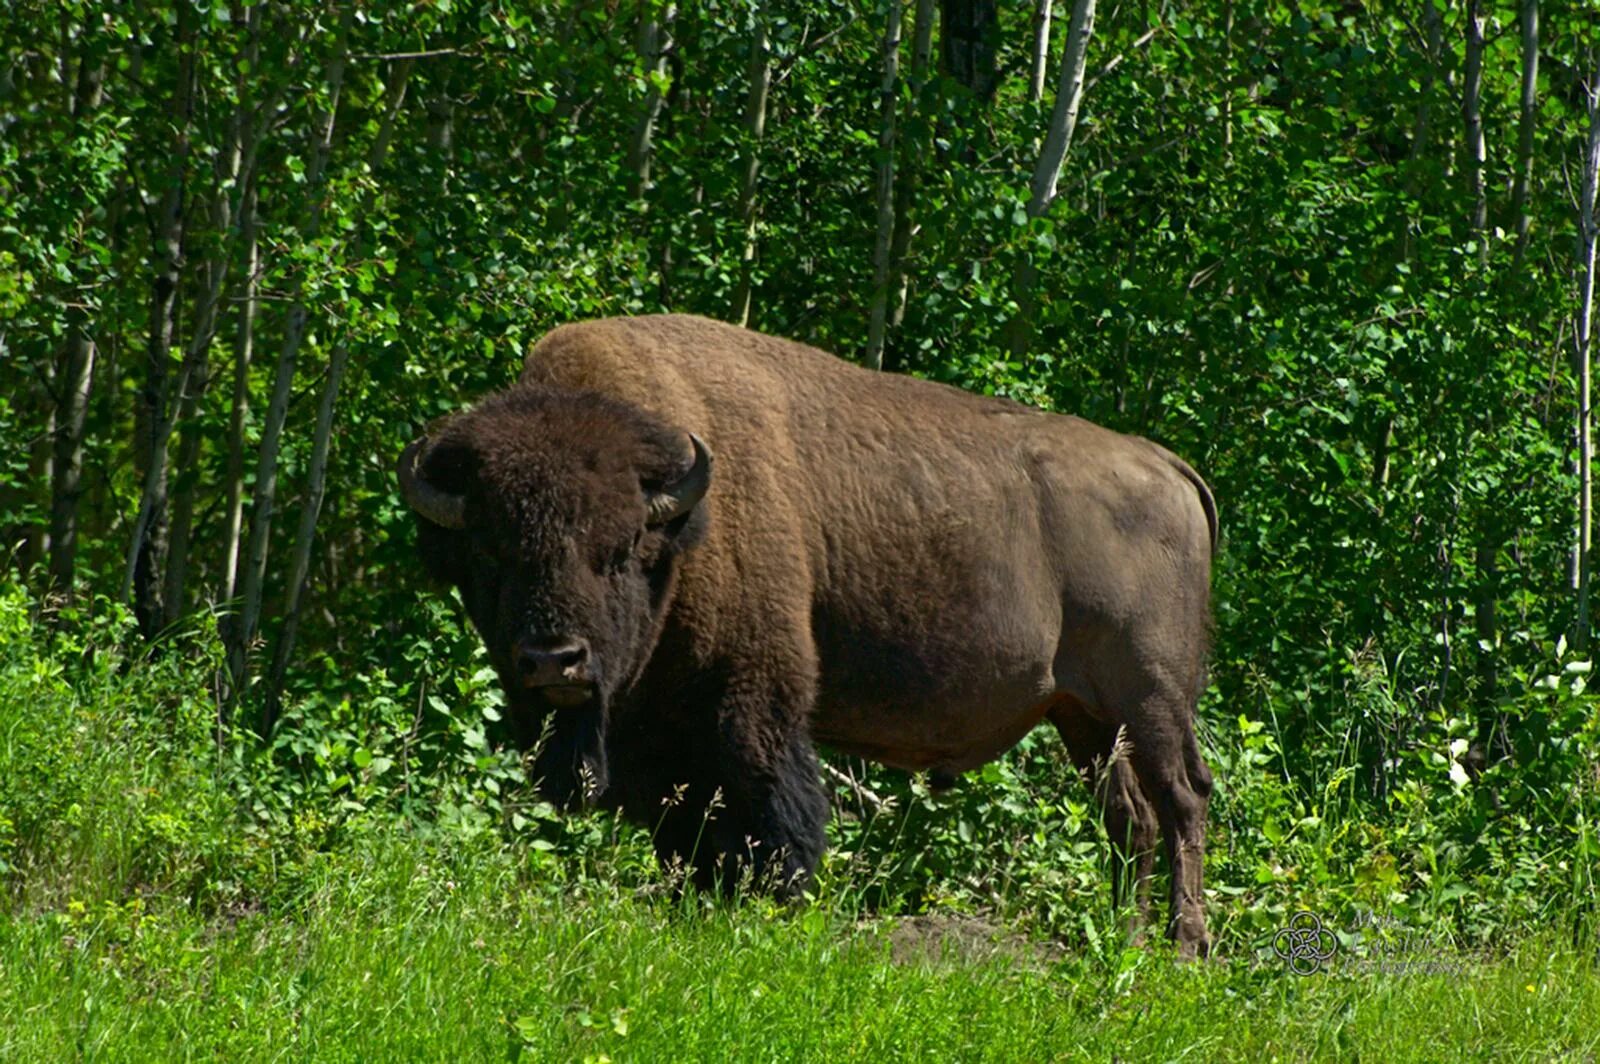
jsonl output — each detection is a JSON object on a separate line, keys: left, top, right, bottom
{"left": 822, "top": 760, "right": 888, "bottom": 815}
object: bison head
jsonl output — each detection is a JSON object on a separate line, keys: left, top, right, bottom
{"left": 398, "top": 386, "right": 712, "bottom": 808}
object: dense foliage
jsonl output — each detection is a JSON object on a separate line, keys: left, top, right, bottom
{"left": 3, "top": 0, "right": 1599, "bottom": 962}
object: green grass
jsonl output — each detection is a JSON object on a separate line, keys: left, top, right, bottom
{"left": 3, "top": 589, "right": 1599, "bottom": 1061}
{"left": 2, "top": 833, "right": 1598, "bottom": 1062}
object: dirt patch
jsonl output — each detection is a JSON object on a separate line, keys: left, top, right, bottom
{"left": 873, "top": 912, "right": 1067, "bottom": 968}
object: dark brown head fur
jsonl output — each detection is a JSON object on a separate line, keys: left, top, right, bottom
{"left": 410, "top": 385, "right": 710, "bottom": 806}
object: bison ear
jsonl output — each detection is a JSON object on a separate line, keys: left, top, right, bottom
{"left": 398, "top": 434, "right": 476, "bottom": 530}
{"left": 643, "top": 433, "right": 712, "bottom": 527}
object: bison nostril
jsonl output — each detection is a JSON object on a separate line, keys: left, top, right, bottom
{"left": 516, "top": 637, "right": 593, "bottom": 686}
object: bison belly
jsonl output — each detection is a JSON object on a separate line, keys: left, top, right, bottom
{"left": 807, "top": 535, "right": 1063, "bottom": 774}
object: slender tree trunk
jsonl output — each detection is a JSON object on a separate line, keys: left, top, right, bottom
{"left": 1411, "top": 3, "right": 1442, "bottom": 162}
{"left": 221, "top": 179, "right": 259, "bottom": 603}
{"left": 732, "top": 4, "right": 771, "bottom": 328}
{"left": 261, "top": 342, "right": 350, "bottom": 730}
{"left": 865, "top": 0, "right": 905, "bottom": 371}
{"left": 1462, "top": 0, "right": 1487, "bottom": 260}
{"left": 70, "top": 51, "right": 106, "bottom": 119}
{"left": 1511, "top": 0, "right": 1539, "bottom": 267}
{"left": 162, "top": 393, "right": 203, "bottom": 625}
{"left": 1372, "top": 414, "right": 1395, "bottom": 497}
{"left": 1028, "top": 0, "right": 1095, "bottom": 218}
{"left": 887, "top": 0, "right": 937, "bottom": 334}
{"left": 1461, "top": 0, "right": 1497, "bottom": 731}
{"left": 218, "top": 1, "right": 268, "bottom": 603}
{"left": 258, "top": 59, "right": 413, "bottom": 726}
{"left": 127, "top": 1, "right": 197, "bottom": 637}
{"left": 41, "top": 54, "right": 109, "bottom": 592}
{"left": 1574, "top": 56, "right": 1600, "bottom": 654}
{"left": 128, "top": 239, "right": 236, "bottom": 629}
{"left": 23, "top": 361, "right": 56, "bottom": 576}
{"left": 164, "top": 36, "right": 263, "bottom": 627}
{"left": 229, "top": 10, "right": 352, "bottom": 697}
{"left": 1221, "top": 0, "right": 1234, "bottom": 153}
{"left": 368, "top": 58, "right": 412, "bottom": 172}
{"left": 1009, "top": 0, "right": 1094, "bottom": 357}
{"left": 48, "top": 330, "right": 95, "bottom": 594}
{"left": 1029, "top": 0, "right": 1052, "bottom": 104}
{"left": 627, "top": 2, "right": 677, "bottom": 199}
{"left": 425, "top": 90, "right": 452, "bottom": 153}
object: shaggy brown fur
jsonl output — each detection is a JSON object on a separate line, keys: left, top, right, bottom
{"left": 402, "top": 314, "right": 1219, "bottom": 956}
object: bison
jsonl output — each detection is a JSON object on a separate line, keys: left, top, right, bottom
{"left": 399, "top": 314, "right": 1218, "bottom": 955}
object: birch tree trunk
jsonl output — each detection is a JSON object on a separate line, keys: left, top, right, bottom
{"left": 259, "top": 59, "right": 413, "bottom": 726}
{"left": 887, "top": 0, "right": 937, "bottom": 333}
{"left": 627, "top": 2, "right": 677, "bottom": 200}
{"left": 221, "top": 178, "right": 259, "bottom": 603}
{"left": 164, "top": 31, "right": 264, "bottom": 627}
{"left": 1028, "top": 0, "right": 1052, "bottom": 104}
{"left": 26, "top": 372, "right": 55, "bottom": 576}
{"left": 1461, "top": 0, "right": 1497, "bottom": 724}
{"left": 229, "top": 9, "right": 351, "bottom": 697}
{"left": 1221, "top": 0, "right": 1234, "bottom": 153}
{"left": 1574, "top": 57, "right": 1600, "bottom": 654}
{"left": 732, "top": 4, "right": 771, "bottom": 328}
{"left": 1008, "top": 0, "right": 1094, "bottom": 358}
{"left": 214, "top": 1, "right": 272, "bottom": 604}
{"left": 261, "top": 341, "right": 350, "bottom": 730}
{"left": 1461, "top": 0, "right": 1487, "bottom": 258}
{"left": 48, "top": 330, "right": 95, "bottom": 594}
{"left": 127, "top": 1, "right": 196, "bottom": 637}
{"left": 46, "top": 55, "right": 106, "bottom": 596}
{"left": 1027, "top": 0, "right": 1094, "bottom": 218}
{"left": 1511, "top": 0, "right": 1539, "bottom": 267}
{"left": 864, "top": 0, "right": 904, "bottom": 371}
{"left": 129, "top": 216, "right": 240, "bottom": 628}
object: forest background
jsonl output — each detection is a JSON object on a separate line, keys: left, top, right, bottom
{"left": 3, "top": 0, "right": 1600, "bottom": 1057}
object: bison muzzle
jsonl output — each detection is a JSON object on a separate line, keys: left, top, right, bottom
{"left": 400, "top": 314, "right": 1220, "bottom": 957}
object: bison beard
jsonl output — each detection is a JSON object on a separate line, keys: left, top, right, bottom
{"left": 400, "top": 314, "right": 1220, "bottom": 956}
{"left": 530, "top": 701, "right": 608, "bottom": 810}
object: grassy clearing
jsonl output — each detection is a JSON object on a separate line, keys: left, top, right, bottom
{"left": 3, "top": 590, "right": 1599, "bottom": 1061}
{"left": 3, "top": 834, "right": 1598, "bottom": 1062}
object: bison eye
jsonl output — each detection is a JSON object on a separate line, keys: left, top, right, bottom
{"left": 606, "top": 531, "right": 643, "bottom": 574}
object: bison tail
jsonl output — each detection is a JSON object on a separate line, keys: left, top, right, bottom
{"left": 1168, "top": 454, "right": 1218, "bottom": 556}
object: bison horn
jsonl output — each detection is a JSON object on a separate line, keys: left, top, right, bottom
{"left": 398, "top": 437, "right": 467, "bottom": 530}
{"left": 645, "top": 433, "right": 712, "bottom": 526}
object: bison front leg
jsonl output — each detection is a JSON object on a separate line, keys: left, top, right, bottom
{"left": 646, "top": 673, "right": 828, "bottom": 899}
{"left": 707, "top": 731, "right": 829, "bottom": 897}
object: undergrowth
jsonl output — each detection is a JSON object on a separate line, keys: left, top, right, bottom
{"left": 2, "top": 581, "right": 1599, "bottom": 1059}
